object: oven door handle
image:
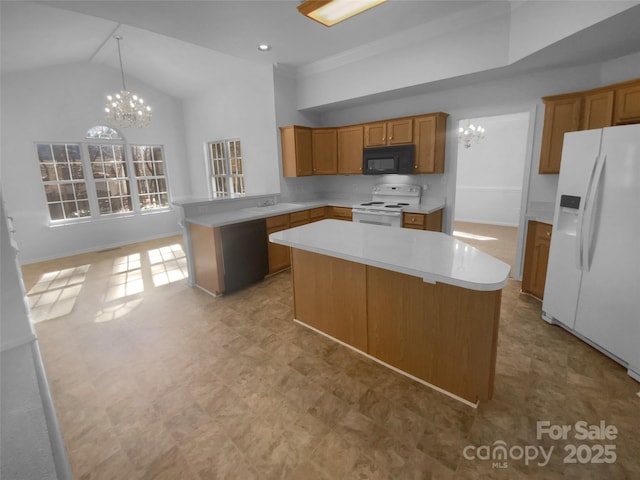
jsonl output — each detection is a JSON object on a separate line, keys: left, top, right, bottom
{"left": 352, "top": 209, "right": 403, "bottom": 217}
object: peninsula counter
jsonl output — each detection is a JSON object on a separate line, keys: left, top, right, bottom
{"left": 270, "top": 220, "right": 511, "bottom": 406}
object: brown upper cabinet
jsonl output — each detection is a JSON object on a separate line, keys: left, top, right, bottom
{"left": 338, "top": 125, "right": 364, "bottom": 174}
{"left": 539, "top": 77, "right": 640, "bottom": 174}
{"left": 413, "top": 113, "right": 448, "bottom": 174}
{"left": 582, "top": 89, "right": 614, "bottom": 130}
{"left": 613, "top": 82, "right": 640, "bottom": 124}
{"left": 312, "top": 128, "right": 338, "bottom": 175}
{"left": 280, "top": 126, "right": 312, "bottom": 177}
{"left": 539, "top": 94, "right": 582, "bottom": 174}
{"left": 364, "top": 118, "right": 413, "bottom": 147}
{"left": 280, "top": 111, "right": 448, "bottom": 177}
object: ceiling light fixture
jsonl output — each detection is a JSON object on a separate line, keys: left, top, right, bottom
{"left": 257, "top": 44, "right": 271, "bottom": 51}
{"left": 458, "top": 120, "right": 486, "bottom": 149}
{"left": 104, "top": 35, "right": 152, "bottom": 128}
{"left": 297, "top": 0, "right": 387, "bottom": 27}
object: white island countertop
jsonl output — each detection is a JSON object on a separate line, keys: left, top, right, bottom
{"left": 270, "top": 220, "right": 510, "bottom": 291}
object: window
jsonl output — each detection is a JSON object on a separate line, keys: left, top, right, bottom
{"left": 37, "top": 143, "right": 91, "bottom": 221}
{"left": 207, "top": 139, "right": 245, "bottom": 198}
{"left": 36, "top": 127, "right": 171, "bottom": 223}
{"left": 88, "top": 143, "right": 132, "bottom": 215}
{"left": 131, "top": 146, "right": 170, "bottom": 210}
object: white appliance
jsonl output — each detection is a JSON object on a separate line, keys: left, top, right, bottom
{"left": 542, "top": 124, "right": 640, "bottom": 382}
{"left": 352, "top": 184, "right": 421, "bottom": 227}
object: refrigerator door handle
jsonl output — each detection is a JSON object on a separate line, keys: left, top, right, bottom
{"left": 576, "top": 155, "right": 600, "bottom": 271}
{"left": 581, "top": 155, "right": 606, "bottom": 272}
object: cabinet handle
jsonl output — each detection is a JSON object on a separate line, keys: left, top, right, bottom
{"left": 546, "top": 232, "right": 551, "bottom": 237}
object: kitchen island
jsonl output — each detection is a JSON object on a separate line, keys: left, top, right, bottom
{"left": 270, "top": 220, "right": 510, "bottom": 406}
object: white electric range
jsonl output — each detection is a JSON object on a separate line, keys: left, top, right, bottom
{"left": 352, "top": 184, "right": 422, "bottom": 228}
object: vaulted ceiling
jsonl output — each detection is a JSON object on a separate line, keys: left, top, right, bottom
{"left": 2, "top": 1, "right": 640, "bottom": 104}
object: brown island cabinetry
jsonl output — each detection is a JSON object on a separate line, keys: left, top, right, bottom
{"left": 270, "top": 220, "right": 510, "bottom": 405}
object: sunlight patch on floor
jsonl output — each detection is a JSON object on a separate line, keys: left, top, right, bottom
{"left": 27, "top": 265, "right": 90, "bottom": 322}
{"left": 106, "top": 254, "right": 144, "bottom": 301}
{"left": 453, "top": 230, "right": 498, "bottom": 241}
{"left": 148, "top": 244, "right": 188, "bottom": 287}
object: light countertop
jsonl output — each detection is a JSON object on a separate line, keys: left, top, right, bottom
{"left": 270, "top": 220, "right": 510, "bottom": 291}
{"left": 185, "top": 199, "right": 445, "bottom": 228}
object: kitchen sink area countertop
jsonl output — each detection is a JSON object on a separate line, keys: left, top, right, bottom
{"left": 183, "top": 199, "right": 446, "bottom": 228}
{"left": 270, "top": 219, "right": 510, "bottom": 291}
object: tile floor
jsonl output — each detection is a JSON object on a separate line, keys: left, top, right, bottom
{"left": 22, "top": 235, "right": 640, "bottom": 479}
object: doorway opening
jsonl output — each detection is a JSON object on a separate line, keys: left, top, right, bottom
{"left": 453, "top": 112, "right": 530, "bottom": 277}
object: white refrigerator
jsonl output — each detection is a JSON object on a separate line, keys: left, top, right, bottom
{"left": 542, "top": 124, "right": 640, "bottom": 382}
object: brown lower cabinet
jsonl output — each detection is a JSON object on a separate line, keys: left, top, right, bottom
{"left": 328, "top": 206, "right": 353, "bottom": 221}
{"left": 402, "top": 210, "right": 443, "bottom": 232}
{"left": 266, "top": 214, "right": 291, "bottom": 274}
{"left": 266, "top": 207, "right": 329, "bottom": 274}
{"left": 521, "top": 220, "right": 552, "bottom": 299}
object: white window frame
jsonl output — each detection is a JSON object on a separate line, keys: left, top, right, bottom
{"left": 205, "top": 138, "right": 246, "bottom": 198}
{"left": 36, "top": 130, "right": 172, "bottom": 224}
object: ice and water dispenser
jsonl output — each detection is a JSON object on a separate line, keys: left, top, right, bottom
{"left": 557, "top": 194, "right": 581, "bottom": 235}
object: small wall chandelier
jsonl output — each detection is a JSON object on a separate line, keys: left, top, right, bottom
{"left": 458, "top": 120, "right": 485, "bottom": 148}
{"left": 104, "top": 35, "right": 152, "bottom": 128}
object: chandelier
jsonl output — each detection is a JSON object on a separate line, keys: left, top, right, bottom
{"left": 104, "top": 35, "right": 151, "bottom": 128}
{"left": 458, "top": 121, "right": 485, "bottom": 148}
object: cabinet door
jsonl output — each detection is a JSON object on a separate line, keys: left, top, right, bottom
{"left": 309, "top": 207, "right": 327, "bottom": 222}
{"left": 613, "top": 82, "right": 640, "bottom": 124}
{"left": 338, "top": 126, "right": 364, "bottom": 174}
{"left": 403, "top": 212, "right": 425, "bottom": 229}
{"left": 312, "top": 128, "right": 338, "bottom": 175}
{"left": 364, "top": 122, "right": 387, "bottom": 147}
{"left": 387, "top": 118, "right": 413, "bottom": 144}
{"left": 289, "top": 210, "right": 310, "bottom": 227}
{"left": 522, "top": 221, "right": 552, "bottom": 299}
{"left": 539, "top": 96, "right": 582, "bottom": 174}
{"left": 424, "top": 209, "right": 443, "bottom": 232}
{"left": 266, "top": 214, "right": 291, "bottom": 274}
{"left": 330, "top": 206, "right": 353, "bottom": 221}
{"left": 582, "top": 90, "right": 614, "bottom": 130}
{"left": 280, "top": 126, "right": 312, "bottom": 177}
{"left": 413, "top": 114, "right": 447, "bottom": 174}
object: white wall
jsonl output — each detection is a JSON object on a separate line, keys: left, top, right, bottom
{"left": 455, "top": 112, "right": 529, "bottom": 226}
{"left": 181, "top": 61, "right": 282, "bottom": 200}
{"left": 296, "top": 1, "right": 639, "bottom": 112}
{"left": 1, "top": 63, "right": 189, "bottom": 263}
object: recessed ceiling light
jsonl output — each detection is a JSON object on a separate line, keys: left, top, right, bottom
{"left": 258, "top": 44, "right": 271, "bottom": 52}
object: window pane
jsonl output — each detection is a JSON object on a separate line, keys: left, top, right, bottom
{"left": 77, "top": 201, "right": 91, "bottom": 217}
{"left": 48, "top": 203, "right": 64, "bottom": 221}
{"left": 67, "top": 144, "right": 81, "bottom": 161}
{"left": 154, "top": 161, "right": 164, "bottom": 175}
{"left": 86, "top": 125, "right": 122, "bottom": 140}
{"left": 52, "top": 145, "right": 68, "bottom": 163}
{"left": 74, "top": 183, "right": 88, "bottom": 200}
{"left": 56, "top": 163, "right": 70, "bottom": 180}
{"left": 37, "top": 144, "right": 53, "bottom": 161}
{"left": 45, "top": 185, "right": 60, "bottom": 202}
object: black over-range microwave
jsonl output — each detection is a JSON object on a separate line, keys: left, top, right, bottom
{"left": 362, "top": 144, "right": 415, "bottom": 175}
